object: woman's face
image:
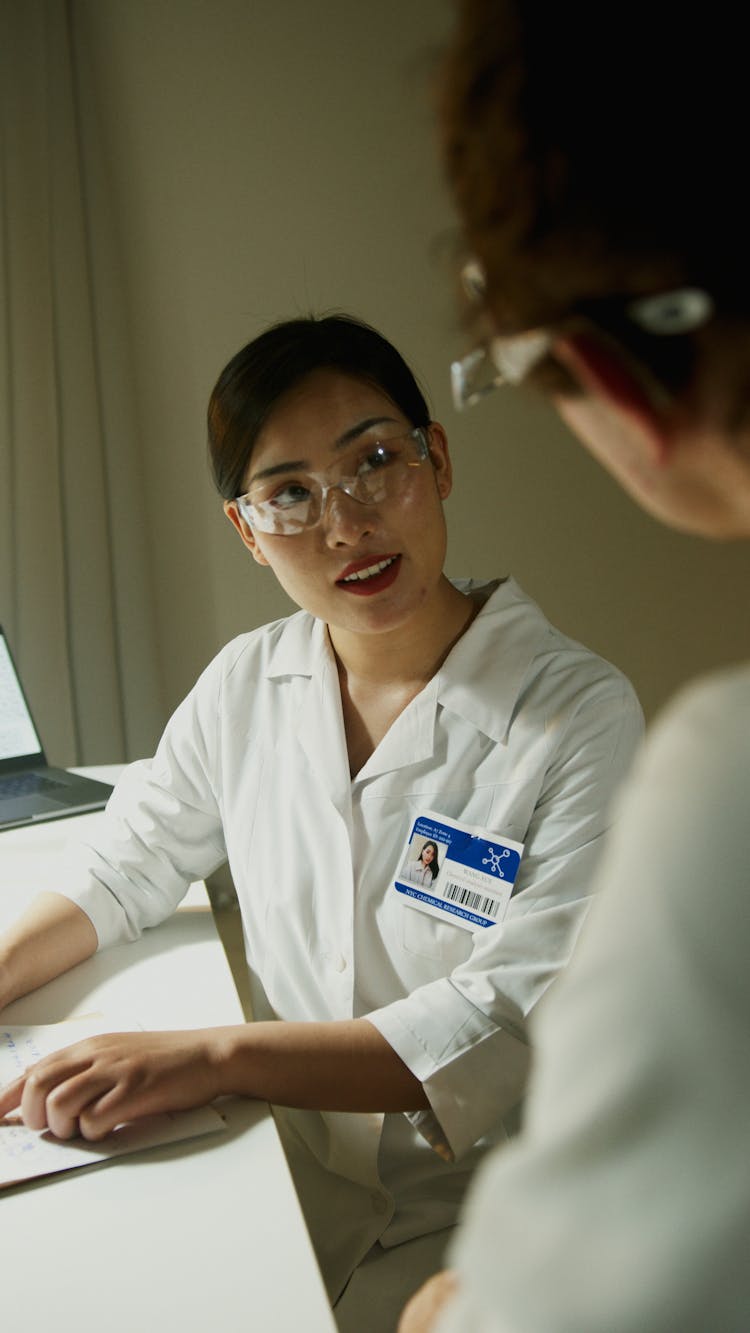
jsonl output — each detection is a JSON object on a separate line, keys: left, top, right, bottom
{"left": 421, "top": 844, "right": 435, "bottom": 865}
{"left": 224, "top": 369, "right": 453, "bottom": 638}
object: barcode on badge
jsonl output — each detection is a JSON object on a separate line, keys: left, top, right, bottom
{"left": 442, "top": 881, "right": 502, "bottom": 919}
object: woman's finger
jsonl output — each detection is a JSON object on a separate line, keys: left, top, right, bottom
{"left": 20, "top": 1052, "right": 108, "bottom": 1137}
{"left": 0, "top": 1074, "right": 25, "bottom": 1117}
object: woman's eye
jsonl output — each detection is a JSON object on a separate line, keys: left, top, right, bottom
{"left": 269, "top": 482, "right": 313, "bottom": 510}
{"left": 359, "top": 445, "right": 398, "bottom": 474}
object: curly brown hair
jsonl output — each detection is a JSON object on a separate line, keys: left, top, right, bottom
{"left": 439, "top": 1, "right": 750, "bottom": 351}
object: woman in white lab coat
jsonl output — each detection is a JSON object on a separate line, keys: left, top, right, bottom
{"left": 0, "top": 315, "right": 643, "bottom": 1331}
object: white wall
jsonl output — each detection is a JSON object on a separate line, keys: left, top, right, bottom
{"left": 73, "top": 0, "right": 749, "bottom": 732}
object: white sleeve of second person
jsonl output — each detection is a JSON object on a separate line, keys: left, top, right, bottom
{"left": 439, "top": 668, "right": 750, "bottom": 1333}
{"left": 368, "top": 675, "right": 643, "bottom": 1162}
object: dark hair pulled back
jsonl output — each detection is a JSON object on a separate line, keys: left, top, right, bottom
{"left": 208, "top": 314, "right": 430, "bottom": 500}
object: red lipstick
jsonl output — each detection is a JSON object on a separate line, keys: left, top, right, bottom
{"left": 336, "top": 553, "right": 401, "bottom": 596}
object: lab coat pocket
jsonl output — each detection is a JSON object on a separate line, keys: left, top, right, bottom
{"left": 400, "top": 899, "right": 473, "bottom": 968}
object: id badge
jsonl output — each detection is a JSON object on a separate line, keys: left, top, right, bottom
{"left": 393, "top": 809, "right": 524, "bottom": 932}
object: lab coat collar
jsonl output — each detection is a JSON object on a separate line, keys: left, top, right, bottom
{"left": 259, "top": 577, "right": 549, "bottom": 782}
{"left": 261, "top": 608, "right": 441, "bottom": 784}
{"left": 351, "top": 578, "right": 549, "bottom": 779}
{"left": 353, "top": 675, "right": 439, "bottom": 782}
{"left": 263, "top": 608, "right": 325, "bottom": 680}
{"left": 290, "top": 621, "right": 353, "bottom": 812}
{"left": 436, "top": 577, "right": 551, "bottom": 745}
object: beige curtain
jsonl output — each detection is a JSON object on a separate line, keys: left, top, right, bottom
{"left": 0, "top": 0, "right": 162, "bottom": 765}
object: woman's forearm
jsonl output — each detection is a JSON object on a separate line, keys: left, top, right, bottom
{"left": 0, "top": 891, "right": 98, "bottom": 1009}
{"left": 217, "top": 1017, "right": 429, "bottom": 1112}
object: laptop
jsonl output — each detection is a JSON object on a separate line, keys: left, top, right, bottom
{"left": 0, "top": 625, "right": 114, "bottom": 831}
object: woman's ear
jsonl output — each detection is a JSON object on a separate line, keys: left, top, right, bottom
{"left": 427, "top": 423, "right": 453, "bottom": 499}
{"left": 223, "top": 501, "right": 271, "bottom": 567}
{"left": 552, "top": 330, "right": 673, "bottom": 464}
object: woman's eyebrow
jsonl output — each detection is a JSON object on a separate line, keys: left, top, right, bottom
{"left": 333, "top": 416, "right": 399, "bottom": 451}
{"left": 247, "top": 457, "right": 308, "bottom": 485}
{"left": 247, "top": 417, "right": 401, "bottom": 485}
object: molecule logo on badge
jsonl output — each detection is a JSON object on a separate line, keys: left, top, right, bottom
{"left": 482, "top": 846, "right": 512, "bottom": 877}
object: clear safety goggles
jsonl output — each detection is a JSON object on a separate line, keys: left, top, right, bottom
{"left": 234, "top": 426, "right": 431, "bottom": 535}
{"left": 450, "top": 257, "right": 714, "bottom": 411}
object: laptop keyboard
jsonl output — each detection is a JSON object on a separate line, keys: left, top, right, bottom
{"left": 0, "top": 772, "right": 65, "bottom": 799}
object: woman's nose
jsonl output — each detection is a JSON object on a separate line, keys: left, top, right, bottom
{"left": 321, "top": 484, "right": 376, "bottom": 545}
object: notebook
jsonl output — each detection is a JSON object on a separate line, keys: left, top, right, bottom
{"left": 0, "top": 626, "right": 113, "bottom": 831}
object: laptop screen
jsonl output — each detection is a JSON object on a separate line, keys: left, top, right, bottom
{"left": 0, "top": 630, "right": 44, "bottom": 761}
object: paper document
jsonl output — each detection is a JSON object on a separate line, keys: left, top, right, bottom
{"left": 0, "top": 1015, "right": 225, "bottom": 1189}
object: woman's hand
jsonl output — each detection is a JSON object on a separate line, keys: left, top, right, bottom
{"left": 0, "top": 1028, "right": 227, "bottom": 1140}
{"left": 398, "top": 1270, "right": 460, "bottom": 1333}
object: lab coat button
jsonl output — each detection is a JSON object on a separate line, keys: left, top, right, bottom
{"left": 321, "top": 950, "right": 347, "bottom": 973}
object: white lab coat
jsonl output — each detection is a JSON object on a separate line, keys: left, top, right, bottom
{"left": 437, "top": 663, "right": 750, "bottom": 1333}
{"left": 63, "top": 578, "right": 643, "bottom": 1301}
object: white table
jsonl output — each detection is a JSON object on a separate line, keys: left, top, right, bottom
{"left": 0, "top": 771, "right": 336, "bottom": 1332}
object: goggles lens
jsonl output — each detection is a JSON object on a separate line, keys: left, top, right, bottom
{"left": 235, "top": 427, "right": 430, "bottom": 535}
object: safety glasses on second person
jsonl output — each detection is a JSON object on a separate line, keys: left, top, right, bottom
{"left": 450, "top": 258, "right": 715, "bottom": 411}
